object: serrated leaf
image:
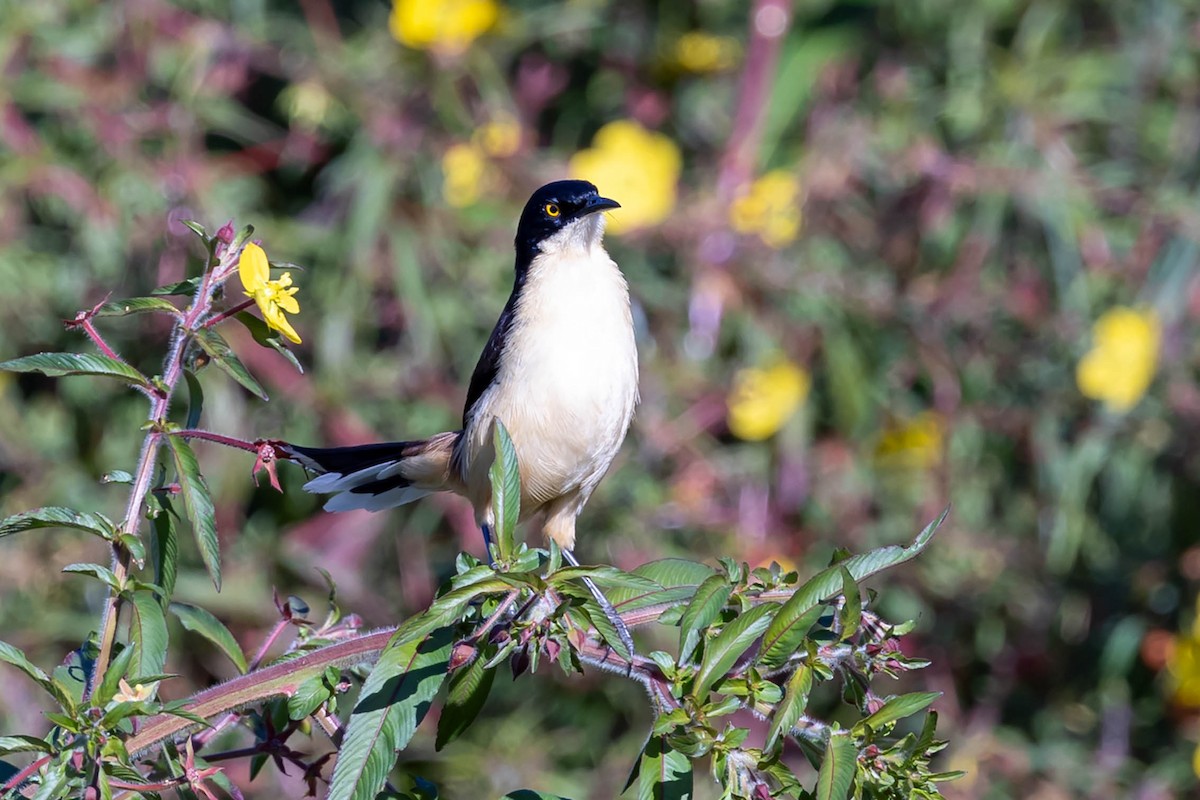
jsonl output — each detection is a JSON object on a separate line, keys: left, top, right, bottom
{"left": 148, "top": 498, "right": 178, "bottom": 608}
{"left": 164, "top": 436, "right": 220, "bottom": 590}
{"left": 815, "top": 734, "right": 856, "bottom": 800}
{"left": 576, "top": 597, "right": 633, "bottom": 663}
{"left": 183, "top": 369, "right": 204, "bottom": 429}
{"left": 678, "top": 574, "right": 733, "bottom": 664}
{"left": 288, "top": 668, "right": 338, "bottom": 720}
{"left": 128, "top": 592, "right": 169, "bottom": 681}
{"left": 767, "top": 507, "right": 949, "bottom": 637}
{"left": 234, "top": 311, "right": 304, "bottom": 373}
{"left": 95, "top": 644, "right": 136, "bottom": 707}
{"left": 692, "top": 604, "right": 776, "bottom": 698}
{"left": 169, "top": 603, "right": 246, "bottom": 673}
{"left": 608, "top": 559, "right": 717, "bottom": 613}
{"left": 150, "top": 278, "right": 201, "bottom": 297}
{"left": 102, "top": 470, "right": 134, "bottom": 484}
{"left": 0, "top": 507, "right": 116, "bottom": 540}
{"left": 0, "top": 352, "right": 149, "bottom": 388}
{"left": 855, "top": 692, "right": 941, "bottom": 735}
{"left": 0, "top": 736, "right": 50, "bottom": 755}
{"left": 548, "top": 566, "right": 662, "bottom": 593}
{"left": 62, "top": 563, "right": 122, "bottom": 590}
{"left": 389, "top": 578, "right": 514, "bottom": 652}
{"left": 0, "top": 640, "right": 74, "bottom": 710}
{"left": 629, "top": 734, "right": 692, "bottom": 800}
{"left": 95, "top": 297, "right": 181, "bottom": 318}
{"left": 489, "top": 420, "right": 520, "bottom": 562}
{"left": 191, "top": 328, "right": 268, "bottom": 400}
{"left": 435, "top": 649, "right": 495, "bottom": 750}
{"left": 838, "top": 567, "right": 861, "bottom": 641}
{"left": 759, "top": 602, "right": 825, "bottom": 670}
{"left": 326, "top": 627, "right": 453, "bottom": 800}
{"left": 766, "top": 665, "right": 813, "bottom": 751}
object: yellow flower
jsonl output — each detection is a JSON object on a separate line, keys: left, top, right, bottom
{"left": 390, "top": 0, "right": 499, "bottom": 54}
{"left": 727, "top": 361, "right": 810, "bottom": 441}
{"left": 442, "top": 143, "right": 491, "bottom": 208}
{"left": 113, "top": 678, "right": 154, "bottom": 704}
{"left": 239, "top": 243, "right": 301, "bottom": 345}
{"left": 674, "top": 31, "right": 740, "bottom": 73}
{"left": 569, "top": 120, "right": 681, "bottom": 235}
{"left": 875, "top": 412, "right": 944, "bottom": 469}
{"left": 1169, "top": 596, "right": 1200, "bottom": 708}
{"left": 730, "top": 170, "right": 803, "bottom": 248}
{"left": 474, "top": 114, "right": 522, "bottom": 158}
{"left": 1076, "top": 307, "right": 1160, "bottom": 412}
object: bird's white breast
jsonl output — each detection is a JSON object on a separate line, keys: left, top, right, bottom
{"left": 464, "top": 241, "right": 639, "bottom": 509}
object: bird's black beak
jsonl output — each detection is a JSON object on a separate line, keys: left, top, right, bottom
{"left": 577, "top": 195, "right": 621, "bottom": 217}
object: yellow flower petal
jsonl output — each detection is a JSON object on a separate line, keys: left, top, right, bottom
{"left": 263, "top": 301, "right": 302, "bottom": 344}
{"left": 390, "top": 0, "right": 498, "bottom": 53}
{"left": 569, "top": 120, "right": 681, "bottom": 235}
{"left": 729, "top": 170, "right": 803, "bottom": 248}
{"left": 727, "top": 361, "right": 810, "bottom": 441}
{"left": 1075, "top": 306, "right": 1160, "bottom": 412}
{"left": 239, "top": 242, "right": 270, "bottom": 294}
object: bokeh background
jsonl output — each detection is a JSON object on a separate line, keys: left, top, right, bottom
{"left": 2, "top": 0, "right": 1200, "bottom": 797}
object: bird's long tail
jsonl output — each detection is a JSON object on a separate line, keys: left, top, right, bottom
{"left": 278, "top": 431, "right": 459, "bottom": 513}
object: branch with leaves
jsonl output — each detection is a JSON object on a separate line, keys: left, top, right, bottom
{"left": 0, "top": 222, "right": 958, "bottom": 800}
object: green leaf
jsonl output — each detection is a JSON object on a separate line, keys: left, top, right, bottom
{"left": 488, "top": 420, "right": 520, "bottom": 562}
{"left": 164, "top": 435, "right": 221, "bottom": 590}
{"left": 95, "top": 644, "right": 136, "bottom": 707}
{"left": 854, "top": 692, "right": 941, "bottom": 735}
{"left": 815, "top": 734, "right": 856, "bottom": 800}
{"left": 692, "top": 604, "right": 777, "bottom": 698}
{"left": 678, "top": 574, "right": 733, "bottom": 664}
{"left": 288, "top": 667, "right": 339, "bottom": 720}
{"left": 62, "top": 563, "right": 122, "bottom": 590}
{"left": 435, "top": 650, "right": 495, "bottom": 751}
{"left": 151, "top": 278, "right": 201, "bottom": 297}
{"left": 759, "top": 602, "right": 825, "bottom": 671}
{"left": 609, "top": 559, "right": 718, "bottom": 613}
{"left": 95, "top": 297, "right": 181, "bottom": 318}
{"left": 128, "top": 591, "right": 169, "bottom": 681}
{"left": 0, "top": 507, "right": 116, "bottom": 540}
{"left": 179, "top": 219, "right": 208, "bottom": 240}
{"left": 148, "top": 497, "right": 179, "bottom": 608}
{"left": 183, "top": 369, "right": 204, "bottom": 430}
{"left": 0, "top": 640, "right": 74, "bottom": 710}
{"left": 389, "top": 578, "right": 514, "bottom": 651}
{"left": 0, "top": 352, "right": 150, "bottom": 388}
{"left": 766, "top": 665, "right": 813, "bottom": 751}
{"left": 169, "top": 603, "right": 247, "bottom": 673}
{"left": 630, "top": 734, "right": 692, "bottom": 800}
{"left": 191, "top": 328, "right": 268, "bottom": 400}
{"left": 326, "top": 627, "right": 454, "bottom": 800}
{"left": 0, "top": 736, "right": 50, "bottom": 755}
{"left": 235, "top": 311, "right": 304, "bottom": 373}
{"left": 838, "top": 567, "right": 861, "bottom": 641}
{"left": 767, "top": 507, "right": 949, "bottom": 638}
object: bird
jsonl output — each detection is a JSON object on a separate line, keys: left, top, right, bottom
{"left": 279, "top": 179, "right": 640, "bottom": 655}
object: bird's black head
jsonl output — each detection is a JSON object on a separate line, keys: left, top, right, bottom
{"left": 514, "top": 180, "right": 620, "bottom": 259}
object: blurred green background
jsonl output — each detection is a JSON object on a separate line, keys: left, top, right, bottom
{"left": 2, "top": 0, "right": 1200, "bottom": 797}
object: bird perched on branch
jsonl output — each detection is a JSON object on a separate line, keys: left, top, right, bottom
{"left": 279, "top": 180, "right": 640, "bottom": 655}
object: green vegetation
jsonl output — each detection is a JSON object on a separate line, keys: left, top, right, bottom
{"left": 1, "top": 0, "right": 1198, "bottom": 797}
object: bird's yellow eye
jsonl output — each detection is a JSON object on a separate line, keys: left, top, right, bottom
{"left": 544, "top": 203, "right": 561, "bottom": 218}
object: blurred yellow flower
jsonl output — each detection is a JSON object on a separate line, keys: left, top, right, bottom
{"left": 239, "top": 243, "right": 301, "bottom": 344}
{"left": 730, "top": 170, "right": 803, "bottom": 248}
{"left": 875, "top": 412, "right": 944, "bottom": 469}
{"left": 727, "top": 361, "right": 810, "bottom": 441}
{"left": 1076, "top": 306, "right": 1160, "bottom": 412}
{"left": 442, "top": 143, "right": 490, "bottom": 208}
{"left": 569, "top": 120, "right": 681, "bottom": 235}
{"left": 1169, "top": 598, "right": 1200, "bottom": 708}
{"left": 674, "top": 31, "right": 740, "bottom": 73}
{"left": 474, "top": 114, "right": 522, "bottom": 158}
{"left": 390, "top": 0, "right": 499, "bottom": 53}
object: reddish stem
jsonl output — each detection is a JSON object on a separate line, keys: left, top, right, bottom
{"left": 81, "top": 318, "right": 121, "bottom": 360}
{"left": 167, "top": 428, "right": 262, "bottom": 454}
{"left": 1, "top": 754, "right": 51, "bottom": 794}
{"left": 202, "top": 298, "right": 256, "bottom": 329}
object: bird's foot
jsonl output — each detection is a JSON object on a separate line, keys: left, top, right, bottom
{"left": 561, "top": 549, "right": 637, "bottom": 666}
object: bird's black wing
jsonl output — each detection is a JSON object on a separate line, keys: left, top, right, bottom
{"left": 462, "top": 290, "right": 519, "bottom": 427}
